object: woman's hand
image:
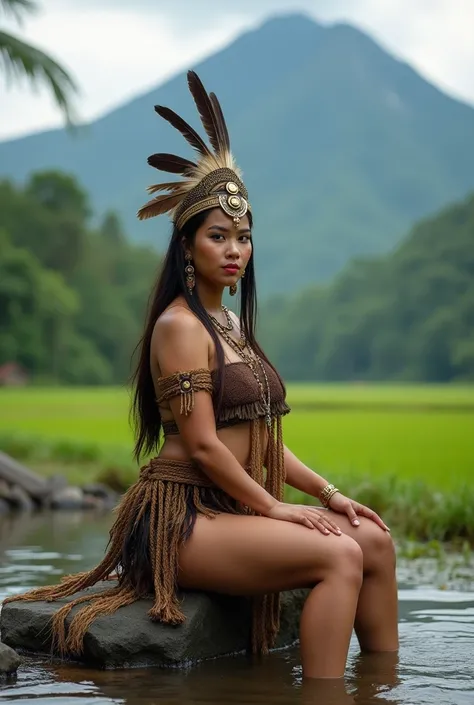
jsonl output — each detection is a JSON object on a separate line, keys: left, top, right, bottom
{"left": 265, "top": 502, "right": 342, "bottom": 535}
{"left": 327, "top": 492, "right": 390, "bottom": 532}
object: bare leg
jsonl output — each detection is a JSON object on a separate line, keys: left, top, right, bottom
{"left": 323, "top": 511, "right": 399, "bottom": 652}
{"left": 351, "top": 651, "right": 400, "bottom": 704}
{"left": 301, "top": 676, "right": 355, "bottom": 705}
{"left": 178, "top": 513, "right": 363, "bottom": 678}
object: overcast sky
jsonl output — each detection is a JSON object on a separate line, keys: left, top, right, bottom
{"left": 1, "top": 0, "right": 473, "bottom": 141}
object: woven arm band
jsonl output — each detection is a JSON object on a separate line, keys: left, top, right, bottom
{"left": 156, "top": 369, "right": 214, "bottom": 416}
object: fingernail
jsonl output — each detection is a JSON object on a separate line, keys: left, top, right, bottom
{"left": 337, "top": 529, "right": 342, "bottom": 535}
{"left": 353, "top": 520, "right": 360, "bottom": 526}
{"left": 324, "top": 529, "right": 330, "bottom": 534}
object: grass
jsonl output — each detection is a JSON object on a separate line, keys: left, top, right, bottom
{"left": 1, "top": 384, "right": 473, "bottom": 487}
{"left": 1, "top": 386, "right": 132, "bottom": 446}
{"left": 1, "top": 383, "right": 473, "bottom": 543}
{"left": 283, "top": 410, "right": 473, "bottom": 489}
{"left": 287, "top": 382, "right": 474, "bottom": 408}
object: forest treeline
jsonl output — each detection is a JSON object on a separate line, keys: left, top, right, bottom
{"left": 1, "top": 170, "right": 473, "bottom": 384}
{"left": 260, "top": 193, "right": 474, "bottom": 382}
{"left": 0, "top": 171, "right": 160, "bottom": 384}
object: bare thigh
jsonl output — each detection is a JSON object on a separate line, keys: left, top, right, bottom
{"left": 177, "top": 512, "right": 359, "bottom": 595}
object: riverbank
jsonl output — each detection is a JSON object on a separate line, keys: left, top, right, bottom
{"left": 397, "top": 540, "right": 474, "bottom": 592}
{"left": 0, "top": 430, "right": 473, "bottom": 544}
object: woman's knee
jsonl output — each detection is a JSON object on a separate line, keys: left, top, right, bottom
{"left": 318, "top": 536, "right": 363, "bottom": 588}
{"left": 361, "top": 524, "right": 396, "bottom": 573}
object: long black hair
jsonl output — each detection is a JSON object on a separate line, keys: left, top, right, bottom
{"left": 131, "top": 208, "right": 274, "bottom": 462}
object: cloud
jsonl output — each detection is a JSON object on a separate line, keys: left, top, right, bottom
{"left": 339, "top": 0, "right": 474, "bottom": 102}
{"left": 1, "top": 0, "right": 473, "bottom": 141}
{"left": 0, "top": 4, "right": 251, "bottom": 139}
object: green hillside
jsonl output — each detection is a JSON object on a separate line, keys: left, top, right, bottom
{"left": 0, "top": 172, "right": 160, "bottom": 385}
{"left": 1, "top": 14, "right": 474, "bottom": 295}
{"left": 260, "top": 192, "right": 474, "bottom": 381}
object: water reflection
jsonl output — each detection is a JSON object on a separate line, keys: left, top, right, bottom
{"left": 0, "top": 512, "right": 473, "bottom": 704}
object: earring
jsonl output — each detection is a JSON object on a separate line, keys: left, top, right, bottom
{"left": 229, "top": 269, "right": 244, "bottom": 297}
{"left": 185, "top": 252, "right": 195, "bottom": 295}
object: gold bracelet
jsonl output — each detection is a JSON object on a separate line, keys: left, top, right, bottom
{"left": 319, "top": 483, "right": 340, "bottom": 508}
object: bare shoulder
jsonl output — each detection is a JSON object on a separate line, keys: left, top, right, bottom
{"left": 152, "top": 304, "right": 210, "bottom": 374}
{"left": 155, "top": 305, "right": 204, "bottom": 339}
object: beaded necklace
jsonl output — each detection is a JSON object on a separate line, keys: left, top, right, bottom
{"left": 208, "top": 306, "right": 272, "bottom": 427}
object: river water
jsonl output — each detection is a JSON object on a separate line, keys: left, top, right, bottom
{"left": 0, "top": 511, "right": 473, "bottom": 705}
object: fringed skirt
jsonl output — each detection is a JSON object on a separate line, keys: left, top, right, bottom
{"left": 3, "top": 449, "right": 283, "bottom": 658}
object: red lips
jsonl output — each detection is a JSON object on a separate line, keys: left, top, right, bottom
{"left": 223, "top": 265, "right": 239, "bottom": 273}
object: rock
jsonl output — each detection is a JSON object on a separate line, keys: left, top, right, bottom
{"left": 81, "top": 495, "right": 104, "bottom": 511}
{"left": 82, "top": 482, "right": 113, "bottom": 500}
{"left": 0, "top": 479, "right": 11, "bottom": 500}
{"left": 0, "top": 642, "right": 22, "bottom": 676}
{"left": 0, "top": 451, "right": 49, "bottom": 502}
{"left": 50, "top": 486, "right": 85, "bottom": 510}
{"left": 8, "top": 485, "right": 35, "bottom": 512}
{"left": 1, "top": 583, "right": 308, "bottom": 668}
{"left": 44, "top": 474, "right": 69, "bottom": 493}
{"left": 0, "top": 498, "right": 11, "bottom": 515}
{"left": 82, "top": 483, "right": 119, "bottom": 509}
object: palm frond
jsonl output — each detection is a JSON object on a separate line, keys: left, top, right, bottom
{"left": 0, "top": 29, "right": 78, "bottom": 122}
{"left": 0, "top": 0, "right": 37, "bottom": 24}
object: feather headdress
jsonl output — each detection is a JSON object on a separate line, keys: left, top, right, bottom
{"left": 137, "top": 71, "right": 250, "bottom": 230}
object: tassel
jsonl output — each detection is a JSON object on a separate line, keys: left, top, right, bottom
{"left": 179, "top": 385, "right": 195, "bottom": 416}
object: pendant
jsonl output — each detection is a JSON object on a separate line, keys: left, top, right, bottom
{"left": 265, "top": 413, "right": 272, "bottom": 428}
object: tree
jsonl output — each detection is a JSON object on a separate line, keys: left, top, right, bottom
{"left": 260, "top": 192, "right": 474, "bottom": 382}
{"left": 0, "top": 170, "right": 164, "bottom": 385}
{"left": 0, "top": 0, "right": 77, "bottom": 122}
{"left": 0, "top": 172, "right": 90, "bottom": 277}
{"left": 27, "top": 171, "right": 90, "bottom": 221}
{"left": 0, "top": 236, "right": 79, "bottom": 378}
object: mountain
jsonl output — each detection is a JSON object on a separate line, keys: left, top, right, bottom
{"left": 260, "top": 191, "right": 474, "bottom": 381}
{"left": 2, "top": 13, "right": 474, "bottom": 296}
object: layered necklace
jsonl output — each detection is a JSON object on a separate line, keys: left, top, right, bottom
{"left": 208, "top": 306, "right": 272, "bottom": 427}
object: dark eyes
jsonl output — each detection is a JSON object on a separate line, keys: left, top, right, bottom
{"left": 209, "top": 233, "right": 251, "bottom": 243}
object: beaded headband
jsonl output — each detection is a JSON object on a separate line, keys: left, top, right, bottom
{"left": 137, "top": 71, "right": 250, "bottom": 230}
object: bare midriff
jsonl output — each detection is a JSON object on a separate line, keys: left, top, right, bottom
{"left": 158, "top": 417, "right": 269, "bottom": 468}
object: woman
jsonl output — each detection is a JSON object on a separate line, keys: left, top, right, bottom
{"left": 4, "top": 71, "right": 398, "bottom": 679}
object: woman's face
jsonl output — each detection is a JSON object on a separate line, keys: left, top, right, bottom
{"left": 188, "top": 208, "right": 252, "bottom": 291}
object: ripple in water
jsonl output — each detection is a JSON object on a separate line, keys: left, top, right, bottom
{"left": 0, "top": 513, "right": 473, "bottom": 704}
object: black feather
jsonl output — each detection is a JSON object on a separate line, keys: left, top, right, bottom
{"left": 187, "top": 70, "right": 221, "bottom": 154}
{"left": 154, "top": 105, "right": 212, "bottom": 158}
{"left": 147, "top": 153, "right": 196, "bottom": 174}
{"left": 209, "top": 92, "right": 230, "bottom": 152}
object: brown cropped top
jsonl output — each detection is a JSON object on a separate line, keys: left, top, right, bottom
{"left": 157, "top": 359, "right": 291, "bottom": 435}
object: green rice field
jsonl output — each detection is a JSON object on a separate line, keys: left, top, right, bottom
{"left": 1, "top": 384, "right": 473, "bottom": 489}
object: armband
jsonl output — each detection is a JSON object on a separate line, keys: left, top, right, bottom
{"left": 156, "top": 369, "right": 213, "bottom": 415}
